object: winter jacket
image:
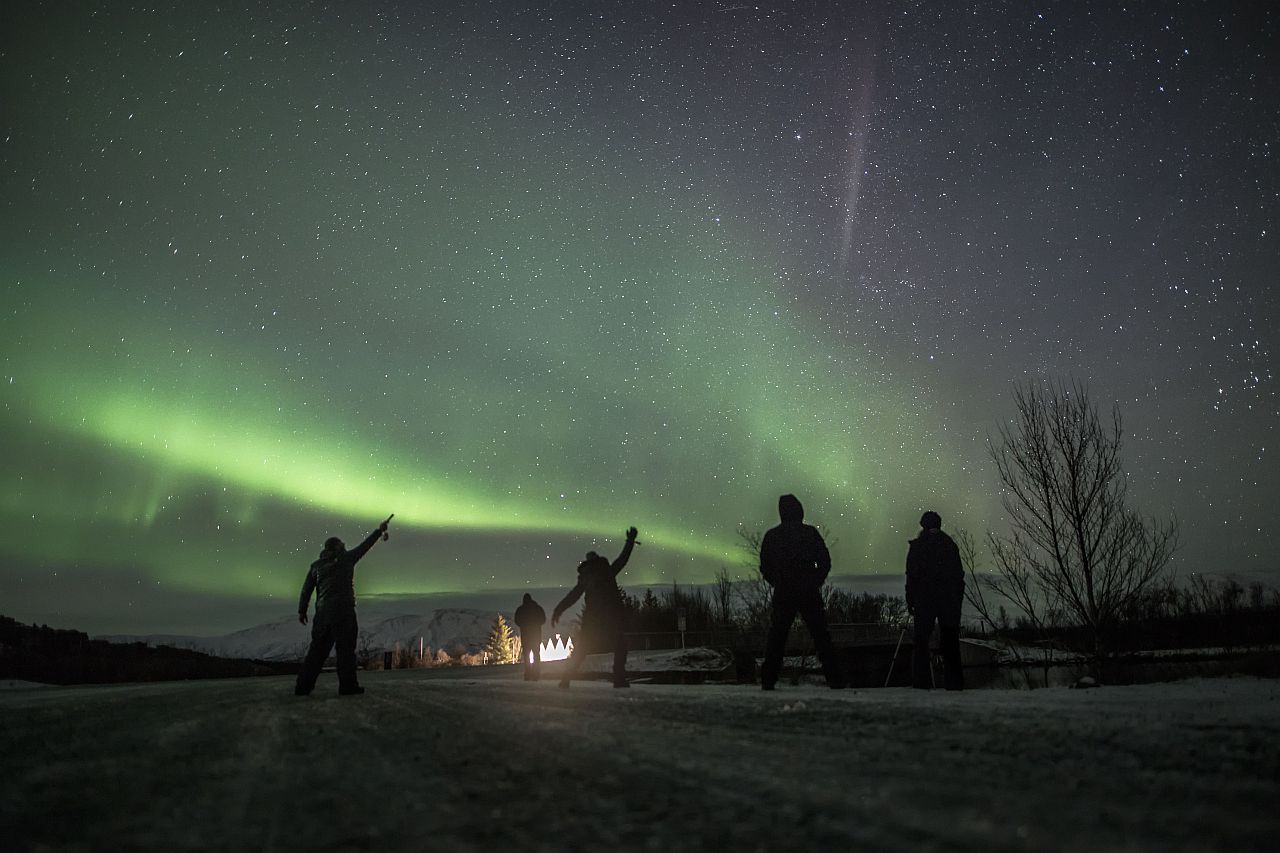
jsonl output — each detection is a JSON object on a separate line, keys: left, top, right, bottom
{"left": 905, "top": 529, "right": 965, "bottom": 613}
{"left": 759, "top": 495, "right": 831, "bottom": 596}
{"left": 298, "top": 528, "right": 382, "bottom": 616}
{"left": 552, "top": 538, "right": 636, "bottom": 623}
{"left": 514, "top": 599, "right": 547, "bottom": 634}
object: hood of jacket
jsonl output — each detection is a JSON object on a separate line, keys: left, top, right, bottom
{"left": 778, "top": 494, "right": 804, "bottom": 524}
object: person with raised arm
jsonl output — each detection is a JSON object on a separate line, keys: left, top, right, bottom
{"left": 552, "top": 526, "right": 638, "bottom": 689}
{"left": 294, "top": 514, "right": 393, "bottom": 696}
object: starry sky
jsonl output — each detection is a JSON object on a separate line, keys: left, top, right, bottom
{"left": 1, "top": 1, "right": 1276, "bottom": 635}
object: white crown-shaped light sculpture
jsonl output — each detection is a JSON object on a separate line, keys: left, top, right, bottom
{"left": 538, "top": 633, "right": 574, "bottom": 662}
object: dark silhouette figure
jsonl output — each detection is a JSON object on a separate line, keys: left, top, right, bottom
{"left": 906, "top": 511, "right": 965, "bottom": 690}
{"left": 514, "top": 593, "right": 547, "bottom": 681}
{"left": 552, "top": 526, "right": 638, "bottom": 689}
{"left": 759, "top": 495, "right": 844, "bottom": 690}
{"left": 295, "top": 515, "right": 392, "bottom": 696}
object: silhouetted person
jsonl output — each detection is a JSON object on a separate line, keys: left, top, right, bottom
{"left": 759, "top": 495, "right": 843, "bottom": 690}
{"left": 552, "top": 526, "right": 638, "bottom": 689}
{"left": 906, "top": 511, "right": 965, "bottom": 690}
{"left": 295, "top": 515, "right": 392, "bottom": 696}
{"left": 514, "top": 593, "right": 547, "bottom": 681}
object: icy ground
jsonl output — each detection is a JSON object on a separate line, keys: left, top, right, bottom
{"left": 2, "top": 669, "right": 1277, "bottom": 852}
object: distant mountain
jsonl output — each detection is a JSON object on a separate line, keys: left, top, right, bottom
{"left": 99, "top": 607, "right": 511, "bottom": 662}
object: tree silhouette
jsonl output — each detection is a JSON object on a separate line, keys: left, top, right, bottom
{"left": 713, "top": 567, "right": 735, "bottom": 626}
{"left": 988, "top": 379, "right": 1178, "bottom": 661}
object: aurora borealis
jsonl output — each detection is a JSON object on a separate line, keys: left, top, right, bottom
{"left": 2, "top": 2, "right": 1276, "bottom": 634}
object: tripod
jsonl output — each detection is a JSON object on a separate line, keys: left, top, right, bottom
{"left": 883, "top": 620, "right": 936, "bottom": 688}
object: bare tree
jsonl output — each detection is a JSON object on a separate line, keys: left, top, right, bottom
{"left": 734, "top": 527, "right": 774, "bottom": 632}
{"left": 958, "top": 527, "right": 1049, "bottom": 688}
{"left": 988, "top": 379, "right": 1178, "bottom": 661}
{"left": 736, "top": 526, "right": 764, "bottom": 563}
{"left": 356, "top": 628, "right": 381, "bottom": 668}
{"left": 712, "top": 567, "right": 736, "bottom": 627}
{"left": 956, "top": 528, "right": 998, "bottom": 631}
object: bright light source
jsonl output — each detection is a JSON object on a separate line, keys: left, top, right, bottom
{"left": 539, "top": 634, "right": 574, "bottom": 662}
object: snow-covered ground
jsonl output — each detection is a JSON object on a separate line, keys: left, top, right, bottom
{"left": 564, "top": 646, "right": 734, "bottom": 673}
{"left": 0, "top": 679, "right": 47, "bottom": 690}
{"left": 2, "top": 668, "right": 1276, "bottom": 852}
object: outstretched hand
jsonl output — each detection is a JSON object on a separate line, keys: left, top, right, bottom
{"left": 625, "top": 526, "right": 638, "bottom": 542}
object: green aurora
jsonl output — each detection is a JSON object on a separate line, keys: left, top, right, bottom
{"left": 2, "top": 184, "right": 969, "bottom": 609}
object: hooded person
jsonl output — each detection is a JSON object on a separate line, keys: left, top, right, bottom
{"left": 905, "top": 510, "right": 965, "bottom": 690}
{"left": 759, "top": 494, "right": 844, "bottom": 690}
{"left": 294, "top": 515, "right": 392, "bottom": 696}
{"left": 551, "top": 526, "right": 638, "bottom": 688}
{"left": 513, "top": 593, "right": 547, "bottom": 681}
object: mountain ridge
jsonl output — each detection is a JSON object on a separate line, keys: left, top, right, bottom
{"left": 98, "top": 607, "right": 517, "bottom": 662}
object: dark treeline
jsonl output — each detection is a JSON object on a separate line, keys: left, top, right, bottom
{"left": 974, "top": 575, "right": 1280, "bottom": 654}
{"left": 0, "top": 615, "right": 298, "bottom": 685}
{"left": 609, "top": 577, "right": 906, "bottom": 639}
{"left": 1124, "top": 575, "right": 1280, "bottom": 621}
{"left": 613, "top": 573, "right": 1280, "bottom": 658}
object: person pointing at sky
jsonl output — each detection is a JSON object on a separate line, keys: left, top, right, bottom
{"left": 294, "top": 514, "right": 393, "bottom": 697}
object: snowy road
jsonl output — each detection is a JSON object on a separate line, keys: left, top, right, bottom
{"left": 3, "top": 669, "right": 1278, "bottom": 852}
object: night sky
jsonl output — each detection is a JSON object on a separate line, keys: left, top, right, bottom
{"left": 2, "top": 2, "right": 1276, "bottom": 635}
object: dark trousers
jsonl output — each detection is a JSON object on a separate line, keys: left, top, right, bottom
{"left": 521, "top": 634, "right": 542, "bottom": 681}
{"left": 296, "top": 609, "right": 359, "bottom": 694}
{"left": 563, "top": 621, "right": 626, "bottom": 685}
{"left": 912, "top": 608, "right": 963, "bottom": 690}
{"left": 761, "top": 591, "right": 841, "bottom": 688}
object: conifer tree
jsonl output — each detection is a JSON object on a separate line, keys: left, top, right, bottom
{"left": 483, "top": 614, "right": 516, "bottom": 664}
